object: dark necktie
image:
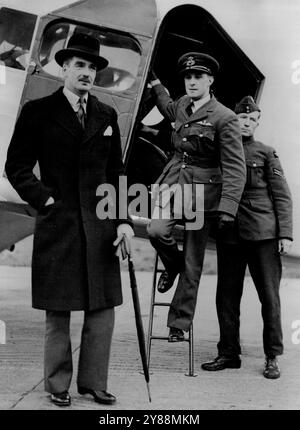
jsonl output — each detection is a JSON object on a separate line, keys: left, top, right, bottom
{"left": 77, "top": 98, "right": 86, "bottom": 129}
{"left": 186, "top": 101, "right": 194, "bottom": 117}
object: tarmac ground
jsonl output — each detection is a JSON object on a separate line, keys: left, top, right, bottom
{"left": 0, "top": 265, "right": 300, "bottom": 412}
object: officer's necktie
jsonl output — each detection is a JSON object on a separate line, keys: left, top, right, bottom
{"left": 77, "top": 97, "right": 86, "bottom": 129}
{"left": 186, "top": 101, "right": 194, "bottom": 117}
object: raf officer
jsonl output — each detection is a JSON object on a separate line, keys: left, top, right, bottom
{"left": 147, "top": 52, "right": 246, "bottom": 342}
{"left": 5, "top": 33, "right": 134, "bottom": 406}
{"left": 202, "top": 96, "right": 293, "bottom": 378}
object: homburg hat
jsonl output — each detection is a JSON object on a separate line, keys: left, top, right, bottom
{"left": 55, "top": 33, "right": 108, "bottom": 71}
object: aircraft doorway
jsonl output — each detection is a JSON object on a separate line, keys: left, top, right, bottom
{"left": 126, "top": 4, "right": 264, "bottom": 193}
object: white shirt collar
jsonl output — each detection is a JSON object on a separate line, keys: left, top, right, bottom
{"left": 191, "top": 94, "right": 211, "bottom": 113}
{"left": 63, "top": 87, "right": 88, "bottom": 113}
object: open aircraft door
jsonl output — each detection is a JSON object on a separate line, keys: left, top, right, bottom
{"left": 125, "top": 3, "right": 265, "bottom": 237}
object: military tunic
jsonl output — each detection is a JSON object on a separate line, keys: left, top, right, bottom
{"left": 152, "top": 84, "right": 246, "bottom": 216}
{"left": 238, "top": 137, "right": 293, "bottom": 240}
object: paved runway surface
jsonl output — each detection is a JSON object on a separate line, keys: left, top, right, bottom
{"left": 0, "top": 266, "right": 299, "bottom": 410}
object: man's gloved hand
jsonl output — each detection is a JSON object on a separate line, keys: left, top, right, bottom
{"left": 278, "top": 238, "right": 292, "bottom": 255}
{"left": 113, "top": 224, "right": 134, "bottom": 260}
{"left": 148, "top": 69, "right": 158, "bottom": 82}
{"left": 218, "top": 213, "right": 235, "bottom": 231}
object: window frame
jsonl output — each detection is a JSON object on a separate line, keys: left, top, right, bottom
{"left": 38, "top": 18, "right": 143, "bottom": 93}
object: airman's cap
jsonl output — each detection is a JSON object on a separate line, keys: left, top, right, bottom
{"left": 178, "top": 52, "right": 219, "bottom": 76}
{"left": 235, "top": 96, "right": 260, "bottom": 114}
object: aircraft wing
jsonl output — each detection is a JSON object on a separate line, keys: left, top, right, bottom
{"left": 0, "top": 202, "right": 36, "bottom": 252}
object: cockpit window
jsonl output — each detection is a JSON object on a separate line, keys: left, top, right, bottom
{"left": 0, "top": 7, "right": 37, "bottom": 71}
{"left": 39, "top": 21, "right": 142, "bottom": 92}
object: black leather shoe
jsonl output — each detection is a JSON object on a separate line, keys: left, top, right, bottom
{"left": 157, "top": 270, "right": 177, "bottom": 293}
{"left": 78, "top": 386, "right": 116, "bottom": 405}
{"left": 263, "top": 356, "right": 280, "bottom": 379}
{"left": 50, "top": 391, "right": 71, "bottom": 407}
{"left": 168, "top": 327, "right": 185, "bottom": 342}
{"left": 201, "top": 355, "right": 241, "bottom": 371}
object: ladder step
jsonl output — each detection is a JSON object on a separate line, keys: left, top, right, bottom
{"left": 147, "top": 252, "right": 195, "bottom": 376}
{"left": 150, "top": 335, "right": 169, "bottom": 340}
{"left": 150, "top": 335, "right": 190, "bottom": 342}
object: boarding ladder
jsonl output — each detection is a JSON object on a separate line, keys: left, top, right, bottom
{"left": 146, "top": 252, "right": 197, "bottom": 376}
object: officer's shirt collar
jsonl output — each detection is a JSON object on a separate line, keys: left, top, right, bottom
{"left": 191, "top": 94, "right": 211, "bottom": 113}
{"left": 63, "top": 87, "right": 88, "bottom": 114}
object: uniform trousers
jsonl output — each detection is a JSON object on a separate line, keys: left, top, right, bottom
{"left": 147, "top": 208, "right": 216, "bottom": 331}
{"left": 44, "top": 307, "right": 114, "bottom": 393}
{"left": 216, "top": 239, "right": 283, "bottom": 357}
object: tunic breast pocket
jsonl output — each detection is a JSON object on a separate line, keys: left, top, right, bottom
{"left": 189, "top": 123, "right": 216, "bottom": 154}
{"left": 246, "top": 160, "right": 266, "bottom": 187}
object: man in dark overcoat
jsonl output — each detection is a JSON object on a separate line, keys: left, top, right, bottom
{"left": 147, "top": 52, "right": 246, "bottom": 341}
{"left": 202, "top": 96, "right": 293, "bottom": 378}
{"left": 5, "top": 33, "right": 134, "bottom": 406}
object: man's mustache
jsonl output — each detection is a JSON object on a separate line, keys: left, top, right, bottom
{"left": 79, "top": 78, "right": 91, "bottom": 83}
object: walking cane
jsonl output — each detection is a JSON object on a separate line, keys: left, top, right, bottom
{"left": 116, "top": 235, "right": 152, "bottom": 402}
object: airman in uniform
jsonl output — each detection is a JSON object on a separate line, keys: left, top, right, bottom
{"left": 202, "top": 96, "right": 293, "bottom": 379}
{"left": 147, "top": 52, "right": 246, "bottom": 341}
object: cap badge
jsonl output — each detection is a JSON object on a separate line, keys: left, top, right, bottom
{"left": 186, "top": 56, "right": 195, "bottom": 67}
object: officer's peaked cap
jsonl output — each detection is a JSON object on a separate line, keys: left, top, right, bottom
{"left": 235, "top": 96, "right": 260, "bottom": 114}
{"left": 178, "top": 52, "right": 219, "bottom": 76}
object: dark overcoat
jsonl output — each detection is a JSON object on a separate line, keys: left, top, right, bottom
{"left": 237, "top": 138, "right": 293, "bottom": 241}
{"left": 152, "top": 84, "right": 246, "bottom": 217}
{"left": 5, "top": 88, "right": 129, "bottom": 311}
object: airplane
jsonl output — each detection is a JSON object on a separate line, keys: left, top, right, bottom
{"left": 0, "top": 0, "right": 299, "bottom": 266}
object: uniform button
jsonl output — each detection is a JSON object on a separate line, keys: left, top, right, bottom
{"left": 183, "top": 137, "right": 187, "bottom": 142}
{"left": 209, "top": 178, "right": 213, "bottom": 183}
{"left": 253, "top": 162, "right": 257, "bottom": 167}
{"left": 184, "top": 124, "right": 189, "bottom": 128}
{"left": 182, "top": 164, "right": 186, "bottom": 168}
{"left": 183, "top": 151, "right": 187, "bottom": 155}
{"left": 200, "top": 133, "right": 203, "bottom": 137}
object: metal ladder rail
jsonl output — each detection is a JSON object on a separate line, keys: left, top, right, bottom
{"left": 146, "top": 252, "right": 197, "bottom": 377}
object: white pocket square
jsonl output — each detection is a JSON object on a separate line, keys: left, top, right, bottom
{"left": 103, "top": 126, "right": 112, "bottom": 136}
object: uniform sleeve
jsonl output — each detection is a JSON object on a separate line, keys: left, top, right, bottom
{"left": 266, "top": 148, "right": 293, "bottom": 240}
{"left": 217, "top": 116, "right": 246, "bottom": 216}
{"left": 5, "top": 102, "right": 55, "bottom": 211}
{"left": 151, "top": 83, "right": 178, "bottom": 122}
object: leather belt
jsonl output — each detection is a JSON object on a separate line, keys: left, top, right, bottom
{"left": 243, "top": 187, "right": 270, "bottom": 198}
{"left": 174, "top": 151, "right": 218, "bottom": 168}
